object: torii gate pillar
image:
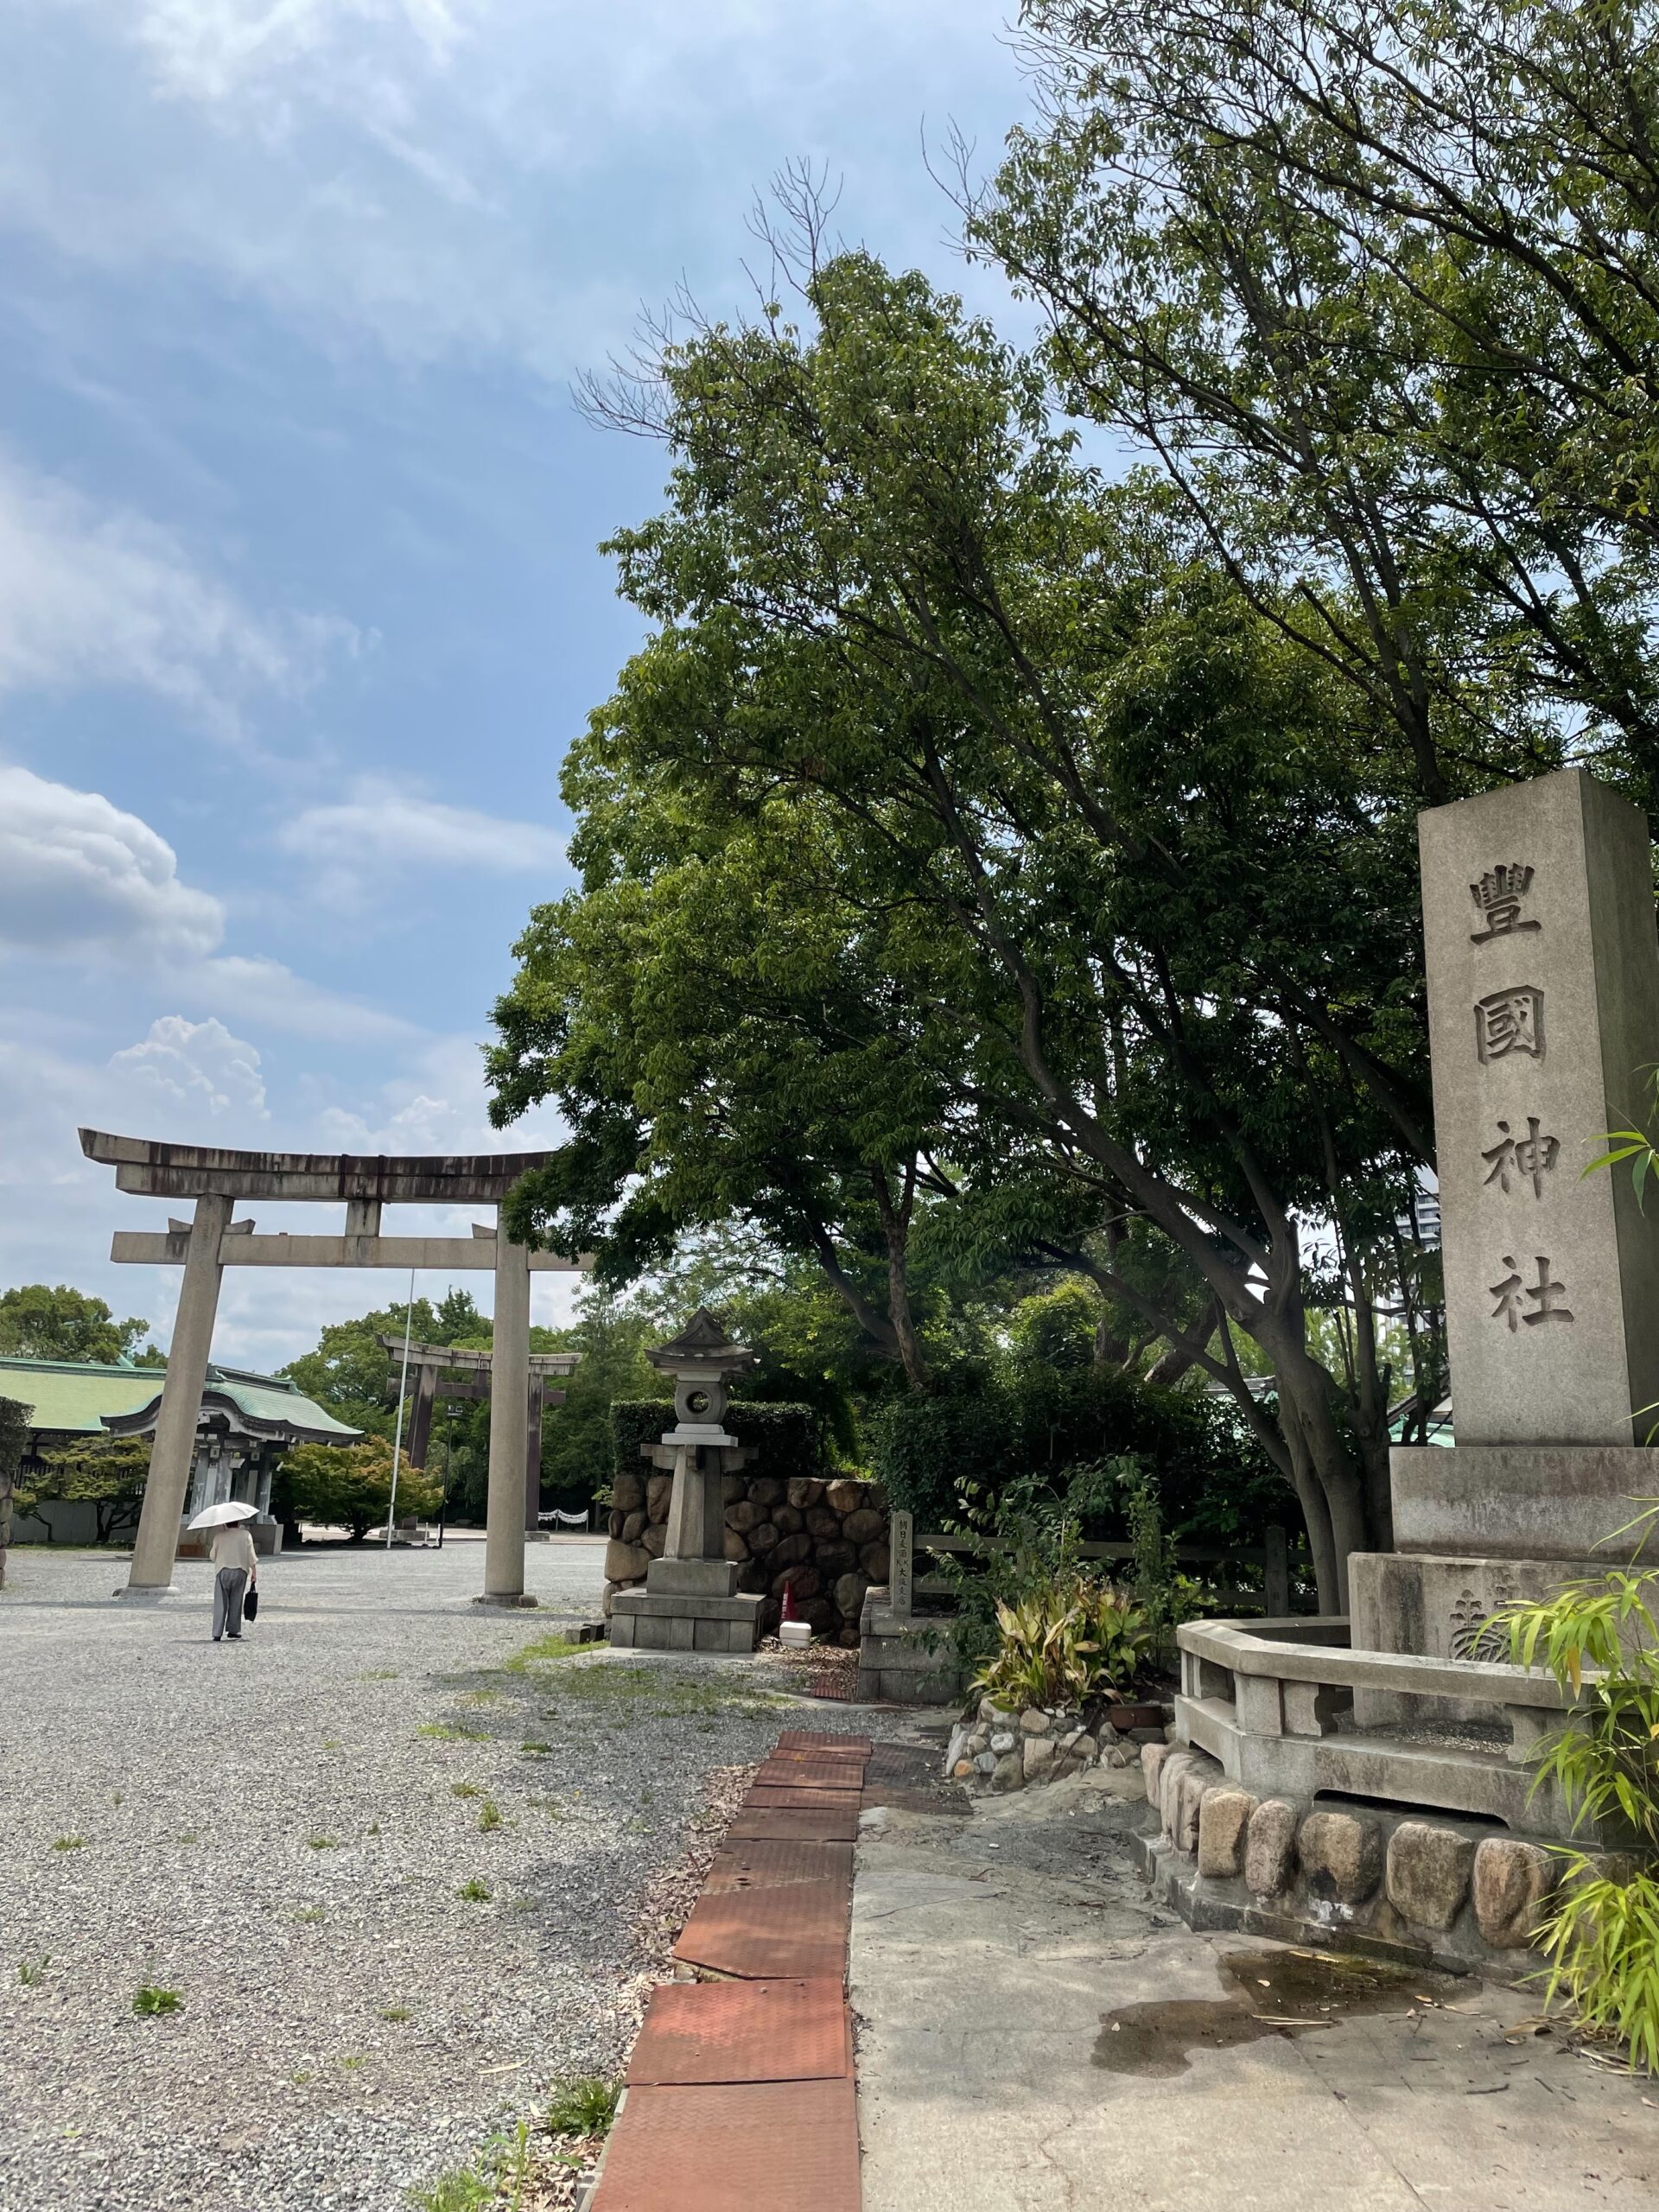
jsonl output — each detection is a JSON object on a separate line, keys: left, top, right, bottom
{"left": 478, "top": 1219, "right": 535, "bottom": 1607}
{"left": 125, "top": 1192, "right": 231, "bottom": 1596}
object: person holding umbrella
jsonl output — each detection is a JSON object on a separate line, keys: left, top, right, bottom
{"left": 188, "top": 1500, "right": 259, "bottom": 1641}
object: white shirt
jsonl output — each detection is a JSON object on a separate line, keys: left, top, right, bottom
{"left": 210, "top": 1525, "right": 257, "bottom": 1577}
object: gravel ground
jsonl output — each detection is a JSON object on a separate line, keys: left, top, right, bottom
{"left": 0, "top": 1540, "right": 910, "bottom": 2211}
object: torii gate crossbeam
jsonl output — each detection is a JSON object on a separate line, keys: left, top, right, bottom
{"left": 79, "top": 1130, "right": 589, "bottom": 1608}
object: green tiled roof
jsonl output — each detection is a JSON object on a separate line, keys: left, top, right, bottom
{"left": 0, "top": 1356, "right": 359, "bottom": 1444}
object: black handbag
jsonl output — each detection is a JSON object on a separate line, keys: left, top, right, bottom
{"left": 244, "top": 1587, "right": 259, "bottom": 1620}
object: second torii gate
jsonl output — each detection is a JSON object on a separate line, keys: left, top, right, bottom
{"left": 379, "top": 1337, "right": 579, "bottom": 1532}
{"left": 80, "top": 1128, "right": 588, "bottom": 1608}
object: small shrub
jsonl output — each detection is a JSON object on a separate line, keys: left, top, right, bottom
{"left": 52, "top": 1835, "right": 86, "bottom": 1852}
{"left": 477, "top": 1801, "right": 502, "bottom": 1833}
{"left": 450, "top": 1782, "right": 483, "bottom": 1800}
{"left": 456, "top": 1878, "right": 491, "bottom": 1903}
{"left": 973, "top": 1573, "right": 1154, "bottom": 1710}
{"left": 546, "top": 2075, "right": 620, "bottom": 2138}
{"left": 1493, "top": 1544, "right": 1659, "bottom": 2071}
{"left": 18, "top": 1957, "right": 46, "bottom": 1986}
{"left": 132, "top": 1985, "right": 182, "bottom": 2016}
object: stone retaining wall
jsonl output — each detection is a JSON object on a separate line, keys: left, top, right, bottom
{"left": 603, "top": 1471, "right": 889, "bottom": 1646}
{"left": 1137, "top": 1741, "right": 1640, "bottom": 1973}
{"left": 943, "top": 1696, "right": 1159, "bottom": 1790}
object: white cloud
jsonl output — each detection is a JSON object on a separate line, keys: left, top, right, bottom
{"left": 0, "top": 3, "right": 1019, "bottom": 375}
{"left": 188, "top": 954, "right": 421, "bottom": 1042}
{"left": 0, "top": 452, "right": 351, "bottom": 726}
{"left": 0, "top": 763, "right": 226, "bottom": 963}
{"left": 110, "top": 1013, "right": 269, "bottom": 1116}
{"left": 276, "top": 777, "right": 565, "bottom": 906}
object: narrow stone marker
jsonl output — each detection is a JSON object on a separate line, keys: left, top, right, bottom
{"left": 589, "top": 1732, "right": 869, "bottom": 2212}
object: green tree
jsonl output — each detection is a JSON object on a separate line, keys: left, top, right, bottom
{"left": 489, "top": 779, "right": 977, "bottom": 1389}
{"left": 542, "top": 228, "right": 1471, "bottom": 1607}
{"left": 24, "top": 1438, "right": 152, "bottom": 1545}
{"left": 277, "top": 1438, "right": 442, "bottom": 1543}
{"left": 981, "top": 0, "right": 1659, "bottom": 800}
{"left": 0, "top": 1284, "right": 157, "bottom": 1365}
{"left": 282, "top": 1292, "right": 486, "bottom": 1441}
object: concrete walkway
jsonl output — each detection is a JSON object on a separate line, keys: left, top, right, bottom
{"left": 852, "top": 1753, "right": 1657, "bottom": 2211}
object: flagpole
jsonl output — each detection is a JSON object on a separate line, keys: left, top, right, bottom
{"left": 386, "top": 1268, "right": 416, "bottom": 1547}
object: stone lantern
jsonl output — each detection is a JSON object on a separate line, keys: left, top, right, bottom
{"left": 608, "top": 1309, "right": 766, "bottom": 1654}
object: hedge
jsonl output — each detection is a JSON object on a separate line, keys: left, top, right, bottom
{"left": 867, "top": 1364, "right": 1289, "bottom": 1544}
{"left": 609, "top": 1399, "right": 829, "bottom": 1490}
{"left": 0, "top": 1392, "right": 29, "bottom": 1581}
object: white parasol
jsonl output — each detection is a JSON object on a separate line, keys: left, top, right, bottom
{"left": 187, "top": 1500, "right": 259, "bottom": 1531}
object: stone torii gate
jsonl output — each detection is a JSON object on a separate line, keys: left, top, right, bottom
{"left": 378, "top": 1337, "right": 579, "bottom": 1531}
{"left": 80, "top": 1129, "right": 587, "bottom": 1607}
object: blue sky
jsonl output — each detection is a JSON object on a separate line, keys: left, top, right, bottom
{"left": 0, "top": 0, "right": 1028, "bottom": 1367}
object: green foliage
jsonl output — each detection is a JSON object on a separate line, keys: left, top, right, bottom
{"left": 29, "top": 1437, "right": 151, "bottom": 1543}
{"left": 456, "top": 1878, "right": 491, "bottom": 1902}
{"left": 868, "top": 1363, "right": 1285, "bottom": 1543}
{"left": 282, "top": 1292, "right": 486, "bottom": 1443}
{"left": 278, "top": 1438, "right": 442, "bottom": 1543}
{"left": 974, "top": 1574, "right": 1154, "bottom": 1709}
{"left": 0, "top": 1394, "right": 26, "bottom": 1577}
{"left": 1491, "top": 1565, "right": 1659, "bottom": 1850}
{"left": 131, "top": 1986, "right": 181, "bottom": 2016}
{"left": 1492, "top": 1553, "right": 1659, "bottom": 2069}
{"left": 545, "top": 2076, "right": 620, "bottom": 2138}
{"left": 501, "top": 1633, "right": 586, "bottom": 1673}
{"left": 609, "top": 1399, "right": 827, "bottom": 1487}
{"left": 1533, "top": 1866, "right": 1659, "bottom": 2076}
{"left": 0, "top": 1283, "right": 157, "bottom": 1364}
{"left": 406, "top": 2165, "right": 496, "bottom": 2212}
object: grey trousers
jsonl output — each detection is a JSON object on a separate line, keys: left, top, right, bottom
{"left": 213, "top": 1567, "right": 248, "bottom": 1640}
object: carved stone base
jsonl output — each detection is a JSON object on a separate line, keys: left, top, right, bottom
{"left": 609, "top": 1588, "right": 763, "bottom": 1654}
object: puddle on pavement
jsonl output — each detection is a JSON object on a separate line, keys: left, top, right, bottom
{"left": 1093, "top": 1948, "right": 1466, "bottom": 2077}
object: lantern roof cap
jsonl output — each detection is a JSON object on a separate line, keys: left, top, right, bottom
{"left": 645, "top": 1306, "right": 757, "bottom": 1375}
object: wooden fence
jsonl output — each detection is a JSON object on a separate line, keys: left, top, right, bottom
{"left": 899, "top": 1520, "right": 1294, "bottom": 1618}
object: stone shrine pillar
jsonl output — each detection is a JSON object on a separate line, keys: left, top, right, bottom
{"left": 121, "top": 1192, "right": 231, "bottom": 1597}
{"left": 608, "top": 1309, "right": 765, "bottom": 1654}
{"left": 1355, "top": 767, "right": 1659, "bottom": 1705}
{"left": 478, "top": 1220, "right": 536, "bottom": 1607}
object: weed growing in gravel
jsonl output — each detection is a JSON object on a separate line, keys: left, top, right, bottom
{"left": 502, "top": 1632, "right": 585, "bottom": 1674}
{"left": 321, "top": 1738, "right": 343, "bottom": 1749}
{"left": 381, "top": 2006, "right": 412, "bottom": 2023}
{"left": 477, "top": 1800, "right": 502, "bottom": 1833}
{"left": 519, "top": 1740, "right": 551, "bottom": 1755}
{"left": 449, "top": 1782, "right": 483, "bottom": 1799}
{"left": 290, "top": 2069, "right": 314, "bottom": 2087}
{"left": 546, "top": 2076, "right": 620, "bottom": 2138}
{"left": 293, "top": 1907, "right": 325, "bottom": 1924}
{"left": 418, "top": 1722, "right": 485, "bottom": 1741}
{"left": 52, "top": 1835, "right": 86, "bottom": 1851}
{"left": 132, "top": 1986, "right": 182, "bottom": 2017}
{"left": 340, "top": 2056, "right": 367, "bottom": 2071}
{"left": 18, "top": 1957, "right": 47, "bottom": 1986}
{"left": 406, "top": 2158, "right": 499, "bottom": 2212}
{"left": 305, "top": 1834, "right": 340, "bottom": 1851}
{"left": 456, "top": 1878, "right": 491, "bottom": 1902}
{"left": 460, "top": 1689, "right": 503, "bottom": 1707}
{"left": 525, "top": 1797, "right": 567, "bottom": 1819}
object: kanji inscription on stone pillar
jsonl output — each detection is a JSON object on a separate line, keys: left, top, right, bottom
{"left": 1419, "top": 768, "right": 1659, "bottom": 1444}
